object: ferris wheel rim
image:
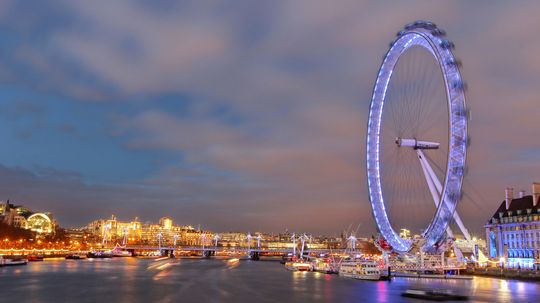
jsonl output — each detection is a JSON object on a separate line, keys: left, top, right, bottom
{"left": 366, "top": 23, "right": 467, "bottom": 253}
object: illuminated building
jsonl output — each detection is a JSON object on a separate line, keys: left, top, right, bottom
{"left": 399, "top": 228, "right": 411, "bottom": 239}
{"left": 0, "top": 201, "right": 17, "bottom": 225}
{"left": 160, "top": 217, "right": 173, "bottom": 230}
{"left": 485, "top": 184, "right": 540, "bottom": 269}
{"left": 85, "top": 215, "right": 207, "bottom": 246}
{"left": 12, "top": 215, "right": 27, "bottom": 228}
{"left": 453, "top": 236, "right": 487, "bottom": 259}
{"left": 86, "top": 215, "right": 143, "bottom": 244}
{"left": 26, "top": 213, "right": 55, "bottom": 234}
{"left": 1, "top": 201, "right": 56, "bottom": 235}
{"left": 219, "top": 232, "right": 248, "bottom": 247}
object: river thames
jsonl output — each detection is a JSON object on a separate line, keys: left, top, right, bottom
{"left": 1, "top": 258, "right": 539, "bottom": 303}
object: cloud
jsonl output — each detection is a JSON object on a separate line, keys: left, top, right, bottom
{"left": 0, "top": 0, "right": 539, "bottom": 236}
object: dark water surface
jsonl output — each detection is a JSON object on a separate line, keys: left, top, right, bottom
{"left": 1, "top": 258, "right": 539, "bottom": 303}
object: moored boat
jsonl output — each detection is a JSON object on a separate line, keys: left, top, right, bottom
{"left": 87, "top": 251, "right": 113, "bottom": 258}
{"left": 66, "top": 253, "right": 88, "bottom": 260}
{"left": 280, "top": 254, "right": 293, "bottom": 264}
{"left": 339, "top": 260, "right": 384, "bottom": 281}
{"left": 112, "top": 250, "right": 132, "bottom": 257}
{"left": 27, "top": 254, "right": 44, "bottom": 262}
{"left": 284, "top": 261, "right": 313, "bottom": 271}
{"left": 312, "top": 258, "right": 338, "bottom": 274}
{"left": 0, "top": 256, "right": 28, "bottom": 266}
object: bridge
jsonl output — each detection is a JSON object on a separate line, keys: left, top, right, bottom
{"left": 119, "top": 244, "right": 349, "bottom": 259}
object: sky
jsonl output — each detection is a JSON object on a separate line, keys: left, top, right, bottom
{"left": 0, "top": 0, "right": 539, "bottom": 236}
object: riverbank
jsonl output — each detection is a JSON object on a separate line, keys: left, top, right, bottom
{"left": 463, "top": 267, "right": 540, "bottom": 282}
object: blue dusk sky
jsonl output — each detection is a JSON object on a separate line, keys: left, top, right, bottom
{"left": 0, "top": 0, "right": 539, "bottom": 235}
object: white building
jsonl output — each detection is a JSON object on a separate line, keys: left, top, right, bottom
{"left": 485, "top": 183, "right": 540, "bottom": 269}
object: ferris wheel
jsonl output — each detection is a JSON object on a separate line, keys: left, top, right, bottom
{"left": 366, "top": 21, "right": 468, "bottom": 253}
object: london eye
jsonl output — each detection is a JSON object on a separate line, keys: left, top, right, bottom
{"left": 366, "top": 21, "right": 468, "bottom": 253}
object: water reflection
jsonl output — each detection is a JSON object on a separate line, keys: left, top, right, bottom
{"left": 1, "top": 259, "right": 540, "bottom": 303}
{"left": 376, "top": 281, "right": 388, "bottom": 303}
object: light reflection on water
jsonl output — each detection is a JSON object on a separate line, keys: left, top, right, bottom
{"left": 1, "top": 258, "right": 539, "bottom": 303}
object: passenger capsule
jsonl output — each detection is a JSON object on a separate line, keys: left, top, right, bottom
{"left": 440, "top": 40, "right": 455, "bottom": 49}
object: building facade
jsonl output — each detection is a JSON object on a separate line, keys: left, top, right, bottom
{"left": 85, "top": 215, "right": 208, "bottom": 246}
{"left": 485, "top": 183, "right": 540, "bottom": 269}
{"left": 0, "top": 201, "right": 56, "bottom": 235}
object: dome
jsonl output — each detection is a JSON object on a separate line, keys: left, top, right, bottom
{"left": 26, "top": 213, "right": 54, "bottom": 234}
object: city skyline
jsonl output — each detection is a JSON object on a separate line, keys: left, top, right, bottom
{"left": 0, "top": 1, "right": 539, "bottom": 236}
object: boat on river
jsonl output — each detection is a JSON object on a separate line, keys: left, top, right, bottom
{"left": 0, "top": 256, "right": 28, "bottom": 266}
{"left": 87, "top": 251, "right": 113, "bottom": 258}
{"left": 65, "top": 253, "right": 88, "bottom": 260}
{"left": 27, "top": 254, "right": 44, "bottom": 262}
{"left": 401, "top": 289, "right": 468, "bottom": 301}
{"left": 284, "top": 261, "right": 313, "bottom": 271}
{"left": 311, "top": 258, "right": 338, "bottom": 274}
{"left": 339, "top": 260, "right": 385, "bottom": 281}
{"left": 112, "top": 250, "right": 132, "bottom": 257}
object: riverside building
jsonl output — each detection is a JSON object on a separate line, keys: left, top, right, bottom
{"left": 485, "top": 183, "right": 540, "bottom": 269}
{"left": 0, "top": 201, "right": 56, "bottom": 235}
{"left": 85, "top": 215, "right": 210, "bottom": 246}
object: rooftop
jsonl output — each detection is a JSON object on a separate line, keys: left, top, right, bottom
{"left": 489, "top": 195, "right": 540, "bottom": 222}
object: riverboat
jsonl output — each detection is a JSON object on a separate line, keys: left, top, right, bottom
{"left": 312, "top": 258, "right": 338, "bottom": 274}
{"left": 401, "top": 289, "right": 468, "bottom": 301}
{"left": 339, "top": 260, "right": 384, "bottom": 281}
{"left": 87, "top": 251, "right": 113, "bottom": 258}
{"left": 65, "top": 253, "right": 88, "bottom": 260}
{"left": 112, "top": 250, "right": 132, "bottom": 257}
{"left": 27, "top": 254, "right": 44, "bottom": 262}
{"left": 280, "top": 254, "right": 293, "bottom": 264}
{"left": 0, "top": 256, "right": 28, "bottom": 266}
{"left": 284, "top": 261, "right": 313, "bottom": 271}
